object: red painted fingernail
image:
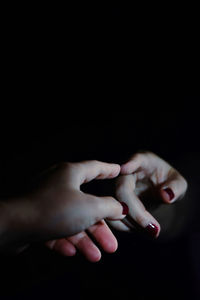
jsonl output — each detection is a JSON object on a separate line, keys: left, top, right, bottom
{"left": 119, "top": 202, "right": 129, "bottom": 215}
{"left": 146, "top": 223, "right": 159, "bottom": 238}
{"left": 163, "top": 187, "right": 175, "bottom": 201}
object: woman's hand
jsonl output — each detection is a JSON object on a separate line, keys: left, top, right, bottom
{"left": 0, "top": 161, "right": 127, "bottom": 258}
{"left": 108, "top": 152, "right": 188, "bottom": 238}
{"left": 47, "top": 152, "right": 188, "bottom": 261}
{"left": 43, "top": 161, "right": 128, "bottom": 262}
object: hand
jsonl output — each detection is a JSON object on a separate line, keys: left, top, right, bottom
{"left": 43, "top": 161, "right": 126, "bottom": 262}
{"left": 45, "top": 219, "right": 119, "bottom": 262}
{"left": 108, "top": 152, "right": 188, "bottom": 238}
{"left": 0, "top": 161, "right": 127, "bottom": 256}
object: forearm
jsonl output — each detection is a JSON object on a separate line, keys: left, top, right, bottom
{"left": 0, "top": 196, "right": 37, "bottom": 252}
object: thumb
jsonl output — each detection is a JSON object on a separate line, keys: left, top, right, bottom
{"left": 84, "top": 194, "right": 129, "bottom": 223}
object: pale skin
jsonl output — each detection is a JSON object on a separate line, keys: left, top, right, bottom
{"left": 50, "top": 152, "right": 187, "bottom": 262}
{"left": 0, "top": 153, "right": 188, "bottom": 262}
{"left": 0, "top": 161, "right": 126, "bottom": 258}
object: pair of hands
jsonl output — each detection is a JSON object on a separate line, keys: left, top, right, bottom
{"left": 41, "top": 152, "right": 187, "bottom": 262}
{"left": 2, "top": 152, "right": 187, "bottom": 262}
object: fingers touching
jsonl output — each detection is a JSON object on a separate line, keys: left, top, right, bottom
{"left": 121, "top": 151, "right": 188, "bottom": 204}
{"left": 45, "top": 155, "right": 188, "bottom": 262}
{"left": 78, "top": 160, "right": 121, "bottom": 184}
{"left": 115, "top": 152, "right": 188, "bottom": 238}
{"left": 84, "top": 193, "right": 128, "bottom": 223}
{"left": 116, "top": 175, "right": 160, "bottom": 237}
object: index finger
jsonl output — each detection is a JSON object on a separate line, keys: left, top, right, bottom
{"left": 77, "top": 160, "right": 121, "bottom": 185}
{"left": 120, "top": 152, "right": 168, "bottom": 175}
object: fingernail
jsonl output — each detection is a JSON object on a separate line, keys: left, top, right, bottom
{"left": 145, "top": 223, "right": 159, "bottom": 238}
{"left": 163, "top": 187, "right": 175, "bottom": 201}
{"left": 119, "top": 202, "right": 129, "bottom": 215}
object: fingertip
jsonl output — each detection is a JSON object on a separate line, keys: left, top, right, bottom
{"left": 46, "top": 240, "right": 56, "bottom": 250}
{"left": 115, "top": 163, "right": 121, "bottom": 172}
{"left": 156, "top": 224, "right": 161, "bottom": 238}
{"left": 59, "top": 243, "right": 77, "bottom": 256}
{"left": 101, "top": 234, "right": 118, "bottom": 253}
{"left": 106, "top": 239, "right": 118, "bottom": 253}
{"left": 120, "top": 162, "right": 137, "bottom": 175}
{"left": 145, "top": 222, "right": 161, "bottom": 239}
{"left": 139, "top": 211, "right": 161, "bottom": 238}
{"left": 120, "top": 164, "right": 130, "bottom": 174}
{"left": 161, "top": 187, "right": 175, "bottom": 203}
{"left": 63, "top": 246, "right": 77, "bottom": 256}
{"left": 109, "top": 164, "right": 121, "bottom": 178}
{"left": 53, "top": 240, "right": 77, "bottom": 257}
{"left": 88, "top": 251, "right": 102, "bottom": 263}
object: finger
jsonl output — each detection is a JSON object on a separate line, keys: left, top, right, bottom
{"left": 107, "top": 220, "right": 130, "bottom": 232}
{"left": 53, "top": 221, "right": 118, "bottom": 261}
{"left": 77, "top": 160, "right": 120, "bottom": 185}
{"left": 46, "top": 239, "right": 76, "bottom": 256}
{"left": 121, "top": 152, "right": 163, "bottom": 175}
{"left": 68, "top": 231, "right": 101, "bottom": 262}
{"left": 160, "top": 171, "right": 188, "bottom": 203}
{"left": 83, "top": 193, "right": 128, "bottom": 224}
{"left": 116, "top": 175, "right": 161, "bottom": 238}
{"left": 87, "top": 220, "right": 118, "bottom": 253}
{"left": 120, "top": 152, "right": 151, "bottom": 174}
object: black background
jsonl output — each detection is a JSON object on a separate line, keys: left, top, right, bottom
{"left": 0, "top": 106, "right": 200, "bottom": 300}
{"left": 0, "top": 4, "right": 200, "bottom": 300}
